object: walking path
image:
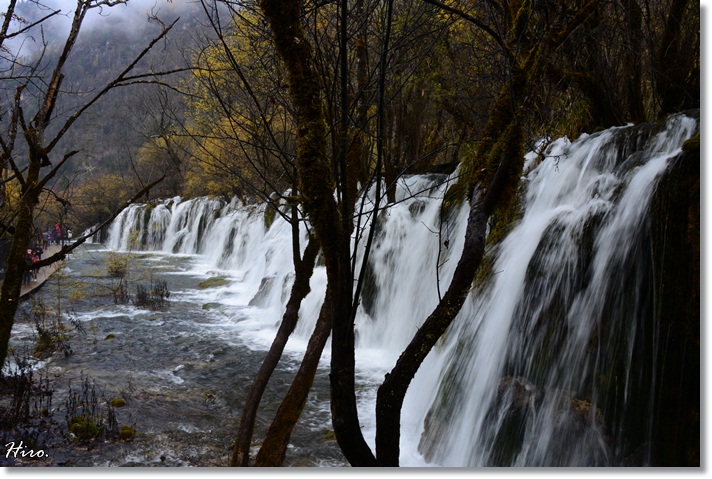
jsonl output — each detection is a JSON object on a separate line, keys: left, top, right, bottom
{"left": 19, "top": 244, "right": 64, "bottom": 299}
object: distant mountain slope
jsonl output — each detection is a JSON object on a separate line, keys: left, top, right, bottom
{"left": 7, "top": 0, "right": 209, "bottom": 179}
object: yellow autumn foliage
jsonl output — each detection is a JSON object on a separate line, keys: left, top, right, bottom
{"left": 69, "top": 173, "right": 135, "bottom": 232}
{"left": 181, "top": 8, "right": 295, "bottom": 200}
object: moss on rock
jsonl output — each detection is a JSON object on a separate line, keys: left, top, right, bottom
{"left": 198, "top": 277, "right": 230, "bottom": 289}
{"left": 119, "top": 425, "right": 136, "bottom": 440}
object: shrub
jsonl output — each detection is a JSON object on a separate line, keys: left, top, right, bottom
{"left": 106, "top": 252, "right": 129, "bottom": 279}
{"left": 26, "top": 301, "right": 73, "bottom": 359}
{"left": 65, "top": 374, "right": 118, "bottom": 442}
{"left": 198, "top": 276, "right": 229, "bottom": 289}
{"left": 134, "top": 279, "right": 170, "bottom": 310}
{"left": 112, "top": 279, "right": 130, "bottom": 305}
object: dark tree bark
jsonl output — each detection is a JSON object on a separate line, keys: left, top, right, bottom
{"left": 253, "top": 286, "right": 334, "bottom": 466}
{"left": 375, "top": 118, "right": 523, "bottom": 465}
{"left": 260, "top": 0, "right": 377, "bottom": 466}
{"left": 655, "top": 0, "right": 697, "bottom": 117}
{"left": 231, "top": 236, "right": 320, "bottom": 466}
{"left": 623, "top": 0, "right": 646, "bottom": 123}
{"left": 374, "top": 0, "right": 600, "bottom": 465}
{"left": 0, "top": 169, "right": 42, "bottom": 366}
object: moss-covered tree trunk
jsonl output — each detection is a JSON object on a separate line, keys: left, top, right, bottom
{"left": 374, "top": 0, "right": 600, "bottom": 465}
{"left": 260, "top": 0, "right": 377, "bottom": 466}
{"left": 375, "top": 110, "right": 525, "bottom": 466}
{"left": 0, "top": 176, "right": 41, "bottom": 367}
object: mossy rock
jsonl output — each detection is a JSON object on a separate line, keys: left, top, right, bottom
{"left": 198, "top": 277, "right": 230, "bottom": 289}
{"left": 682, "top": 132, "right": 699, "bottom": 158}
{"left": 440, "top": 180, "right": 467, "bottom": 223}
{"left": 202, "top": 302, "right": 221, "bottom": 310}
{"left": 646, "top": 128, "right": 700, "bottom": 466}
{"left": 104, "top": 333, "right": 116, "bottom": 340}
{"left": 69, "top": 415, "right": 102, "bottom": 440}
{"left": 119, "top": 425, "right": 136, "bottom": 440}
{"left": 264, "top": 204, "right": 278, "bottom": 228}
{"left": 110, "top": 397, "right": 126, "bottom": 408}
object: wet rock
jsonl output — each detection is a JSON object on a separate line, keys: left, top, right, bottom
{"left": 248, "top": 276, "right": 276, "bottom": 307}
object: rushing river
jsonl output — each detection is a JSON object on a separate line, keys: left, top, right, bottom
{"left": 8, "top": 245, "right": 347, "bottom": 466}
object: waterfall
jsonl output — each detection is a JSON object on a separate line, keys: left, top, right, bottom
{"left": 104, "top": 111, "right": 698, "bottom": 466}
{"left": 415, "top": 112, "right": 698, "bottom": 466}
{"left": 107, "top": 196, "right": 307, "bottom": 315}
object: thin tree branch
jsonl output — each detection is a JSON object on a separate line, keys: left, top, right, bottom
{"left": 27, "top": 175, "right": 166, "bottom": 270}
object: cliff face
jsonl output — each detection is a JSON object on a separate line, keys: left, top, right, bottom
{"left": 648, "top": 111, "right": 700, "bottom": 466}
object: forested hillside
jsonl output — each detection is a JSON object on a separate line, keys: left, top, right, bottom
{"left": 10, "top": 0, "right": 201, "bottom": 171}
{"left": 0, "top": 0, "right": 211, "bottom": 232}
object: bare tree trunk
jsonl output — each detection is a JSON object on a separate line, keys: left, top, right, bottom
{"left": 623, "top": 0, "right": 645, "bottom": 123}
{"left": 260, "top": 0, "right": 376, "bottom": 466}
{"left": 655, "top": 0, "right": 694, "bottom": 116}
{"left": 254, "top": 286, "right": 333, "bottom": 466}
{"left": 231, "top": 236, "right": 320, "bottom": 466}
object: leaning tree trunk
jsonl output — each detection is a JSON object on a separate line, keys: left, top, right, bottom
{"left": 375, "top": 118, "right": 524, "bottom": 465}
{"left": 375, "top": 69, "right": 526, "bottom": 467}
{"left": 231, "top": 236, "right": 320, "bottom": 466}
{"left": 373, "top": 0, "right": 600, "bottom": 464}
{"left": 0, "top": 183, "right": 41, "bottom": 368}
{"left": 254, "top": 286, "right": 334, "bottom": 466}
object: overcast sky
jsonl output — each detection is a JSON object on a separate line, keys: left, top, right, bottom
{"left": 0, "top": 0, "right": 194, "bottom": 58}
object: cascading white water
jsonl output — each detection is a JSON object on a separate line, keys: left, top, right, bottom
{"left": 351, "top": 174, "right": 469, "bottom": 361}
{"left": 104, "top": 111, "right": 698, "bottom": 467}
{"left": 413, "top": 112, "right": 698, "bottom": 466}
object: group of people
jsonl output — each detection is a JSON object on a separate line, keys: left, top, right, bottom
{"left": 42, "top": 223, "right": 72, "bottom": 247}
{"left": 22, "top": 246, "right": 43, "bottom": 285}
{"left": 21, "top": 223, "right": 73, "bottom": 287}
